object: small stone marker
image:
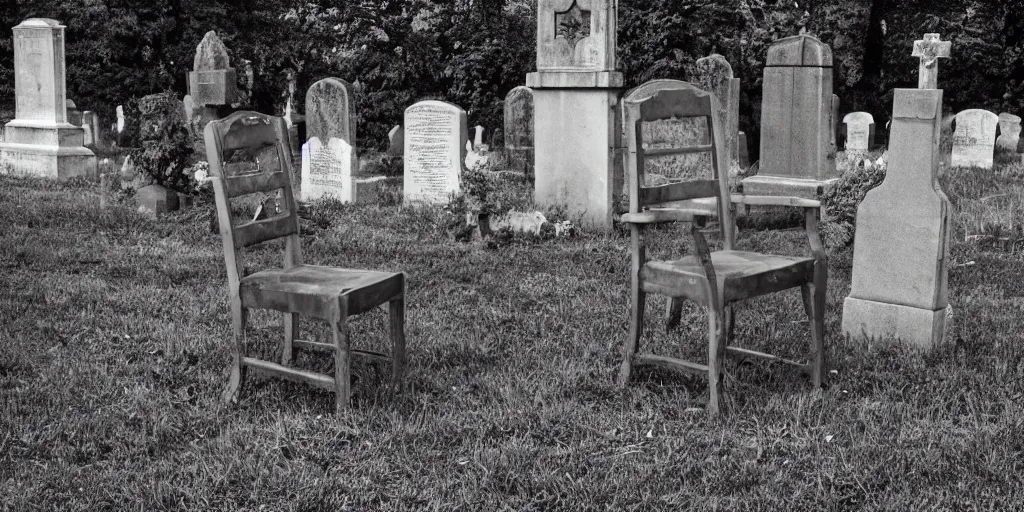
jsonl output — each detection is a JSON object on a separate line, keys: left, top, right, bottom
{"left": 116, "top": 105, "right": 125, "bottom": 133}
{"left": 65, "top": 99, "right": 82, "bottom": 126}
{"left": 136, "top": 184, "right": 180, "bottom": 216}
{"left": 843, "top": 112, "right": 875, "bottom": 152}
{"left": 188, "top": 31, "right": 238, "bottom": 106}
{"left": 951, "top": 109, "right": 998, "bottom": 169}
{"left": 843, "top": 88, "right": 950, "bottom": 347}
{"left": 0, "top": 18, "right": 95, "bottom": 179}
{"left": 911, "top": 33, "right": 951, "bottom": 90}
{"left": 742, "top": 34, "right": 837, "bottom": 198}
{"left": 387, "top": 125, "right": 404, "bottom": 157}
{"left": 301, "top": 137, "right": 354, "bottom": 202}
{"left": 473, "top": 125, "right": 486, "bottom": 151}
{"left": 996, "top": 113, "right": 1021, "bottom": 153}
{"left": 403, "top": 100, "right": 467, "bottom": 204}
{"left": 738, "top": 131, "right": 750, "bottom": 169}
{"left": 503, "top": 86, "right": 534, "bottom": 174}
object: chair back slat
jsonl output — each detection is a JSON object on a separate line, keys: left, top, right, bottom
{"left": 223, "top": 170, "right": 291, "bottom": 199}
{"left": 233, "top": 214, "right": 299, "bottom": 249}
{"left": 208, "top": 112, "right": 282, "bottom": 154}
{"left": 639, "top": 179, "right": 720, "bottom": 205}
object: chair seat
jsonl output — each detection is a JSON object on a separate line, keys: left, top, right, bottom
{"left": 642, "top": 250, "right": 814, "bottom": 303}
{"left": 240, "top": 264, "right": 404, "bottom": 320}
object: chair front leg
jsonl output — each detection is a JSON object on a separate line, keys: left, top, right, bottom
{"left": 804, "top": 206, "right": 827, "bottom": 388}
{"left": 706, "top": 301, "right": 726, "bottom": 417}
{"left": 333, "top": 301, "right": 352, "bottom": 412}
{"left": 618, "top": 225, "right": 647, "bottom": 387}
{"left": 222, "top": 299, "right": 247, "bottom": 404}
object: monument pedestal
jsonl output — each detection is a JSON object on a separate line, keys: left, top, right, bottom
{"left": 0, "top": 120, "right": 96, "bottom": 179}
{"left": 527, "top": 70, "right": 623, "bottom": 230}
{"left": 842, "top": 297, "right": 949, "bottom": 347}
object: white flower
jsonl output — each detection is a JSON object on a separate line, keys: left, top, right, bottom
{"left": 194, "top": 169, "right": 209, "bottom": 183}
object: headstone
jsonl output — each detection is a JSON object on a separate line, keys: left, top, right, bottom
{"left": 387, "top": 125, "right": 404, "bottom": 157}
{"left": 843, "top": 112, "right": 875, "bottom": 152}
{"left": 503, "top": 86, "right": 534, "bottom": 174}
{"left": 0, "top": 19, "right": 96, "bottom": 179}
{"left": 951, "top": 109, "right": 998, "bottom": 169}
{"left": 996, "top": 113, "right": 1021, "bottom": 153}
{"left": 738, "top": 131, "right": 750, "bottom": 169}
{"left": 403, "top": 100, "right": 467, "bottom": 204}
{"left": 741, "top": 35, "right": 837, "bottom": 198}
{"left": 116, "top": 105, "right": 125, "bottom": 133}
{"left": 81, "top": 110, "right": 95, "bottom": 147}
{"left": 842, "top": 88, "right": 950, "bottom": 347}
{"left": 136, "top": 184, "right": 180, "bottom": 216}
{"left": 305, "top": 77, "right": 356, "bottom": 145}
{"left": 187, "top": 31, "right": 238, "bottom": 106}
{"left": 912, "top": 33, "right": 951, "bottom": 90}
{"left": 65, "top": 99, "right": 82, "bottom": 126}
{"left": 301, "top": 137, "right": 354, "bottom": 202}
{"left": 693, "top": 54, "right": 740, "bottom": 171}
{"left": 831, "top": 94, "right": 840, "bottom": 153}
{"left": 473, "top": 125, "right": 486, "bottom": 151}
{"left": 527, "top": 0, "right": 623, "bottom": 229}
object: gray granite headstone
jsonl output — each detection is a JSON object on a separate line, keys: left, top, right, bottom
{"left": 305, "top": 77, "right": 356, "bottom": 145}
{"left": 996, "top": 113, "right": 1021, "bottom": 153}
{"left": 504, "top": 86, "right": 534, "bottom": 174}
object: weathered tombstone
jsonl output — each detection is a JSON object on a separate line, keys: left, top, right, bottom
{"left": 741, "top": 35, "right": 837, "bottom": 198}
{"left": 473, "top": 125, "right": 486, "bottom": 151}
{"left": 305, "top": 77, "right": 355, "bottom": 144}
{"left": 300, "top": 77, "right": 380, "bottom": 203}
{"left": 403, "top": 100, "right": 467, "bottom": 204}
{"left": 65, "top": 99, "right": 82, "bottom": 126}
{"left": 996, "top": 113, "right": 1021, "bottom": 153}
{"left": 503, "top": 86, "right": 534, "bottom": 174}
{"left": 951, "top": 109, "right": 998, "bottom": 169}
{"left": 831, "top": 94, "right": 840, "bottom": 153}
{"left": 527, "top": 0, "right": 622, "bottom": 229}
{"left": 387, "top": 125, "right": 404, "bottom": 157}
{"left": 0, "top": 19, "right": 96, "bottom": 179}
{"left": 912, "top": 33, "right": 951, "bottom": 90}
{"left": 738, "top": 131, "right": 750, "bottom": 169}
{"left": 693, "top": 54, "right": 740, "bottom": 171}
{"left": 188, "top": 31, "right": 238, "bottom": 107}
{"left": 842, "top": 88, "right": 950, "bottom": 347}
{"left": 843, "top": 112, "right": 875, "bottom": 152}
{"left": 116, "top": 105, "right": 125, "bottom": 133}
{"left": 81, "top": 110, "right": 95, "bottom": 147}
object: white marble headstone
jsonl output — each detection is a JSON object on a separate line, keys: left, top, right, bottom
{"left": 996, "top": 113, "right": 1021, "bottom": 153}
{"left": 951, "top": 109, "right": 998, "bottom": 169}
{"left": 301, "top": 136, "right": 354, "bottom": 202}
{"left": 116, "top": 105, "right": 125, "bottom": 133}
{"left": 403, "top": 100, "right": 467, "bottom": 204}
{"left": 474, "top": 125, "right": 485, "bottom": 150}
{"left": 843, "top": 112, "right": 875, "bottom": 152}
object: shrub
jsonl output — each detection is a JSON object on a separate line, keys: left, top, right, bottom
{"left": 820, "top": 156, "right": 887, "bottom": 249}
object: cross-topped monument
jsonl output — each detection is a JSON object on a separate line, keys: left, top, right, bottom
{"left": 911, "top": 33, "right": 951, "bottom": 89}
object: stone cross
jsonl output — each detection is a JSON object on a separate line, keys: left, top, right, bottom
{"left": 911, "top": 33, "right": 951, "bottom": 90}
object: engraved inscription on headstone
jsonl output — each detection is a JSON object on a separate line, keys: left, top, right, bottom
{"left": 301, "top": 136, "right": 353, "bottom": 202}
{"left": 951, "top": 109, "right": 998, "bottom": 169}
{"left": 403, "top": 101, "right": 467, "bottom": 204}
{"left": 843, "top": 112, "right": 875, "bottom": 152}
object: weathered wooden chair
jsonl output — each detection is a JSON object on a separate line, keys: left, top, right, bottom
{"left": 617, "top": 85, "right": 827, "bottom": 416}
{"left": 204, "top": 111, "right": 406, "bottom": 412}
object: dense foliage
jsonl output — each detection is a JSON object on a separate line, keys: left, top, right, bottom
{"left": 0, "top": 0, "right": 1019, "bottom": 157}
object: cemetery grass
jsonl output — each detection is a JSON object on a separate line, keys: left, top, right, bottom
{"left": 2, "top": 167, "right": 1023, "bottom": 511}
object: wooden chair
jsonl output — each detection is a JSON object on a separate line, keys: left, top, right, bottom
{"left": 204, "top": 111, "right": 406, "bottom": 412}
{"left": 617, "top": 85, "right": 826, "bottom": 416}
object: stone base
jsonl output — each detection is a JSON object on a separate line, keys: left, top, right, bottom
{"left": 302, "top": 175, "right": 385, "bottom": 204}
{"left": 739, "top": 175, "right": 839, "bottom": 199}
{"left": 526, "top": 71, "right": 623, "bottom": 89}
{"left": 0, "top": 143, "right": 97, "bottom": 179}
{"left": 841, "top": 296, "right": 949, "bottom": 348}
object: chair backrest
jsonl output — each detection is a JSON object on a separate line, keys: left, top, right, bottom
{"left": 204, "top": 111, "right": 301, "bottom": 288}
{"left": 623, "top": 85, "right": 734, "bottom": 242}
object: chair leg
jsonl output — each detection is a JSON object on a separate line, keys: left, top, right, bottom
{"left": 333, "top": 311, "right": 352, "bottom": 412}
{"left": 725, "top": 304, "right": 736, "bottom": 346}
{"left": 665, "top": 298, "right": 683, "bottom": 331}
{"left": 706, "top": 304, "right": 726, "bottom": 417}
{"left": 389, "top": 297, "right": 406, "bottom": 393}
{"left": 812, "top": 269, "right": 827, "bottom": 387}
{"left": 222, "top": 303, "right": 247, "bottom": 405}
{"left": 282, "top": 312, "right": 299, "bottom": 366}
{"left": 618, "top": 277, "right": 646, "bottom": 387}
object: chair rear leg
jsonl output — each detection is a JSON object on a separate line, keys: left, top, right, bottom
{"left": 812, "top": 269, "right": 827, "bottom": 387}
{"left": 618, "top": 281, "right": 646, "bottom": 386}
{"left": 333, "top": 308, "right": 352, "bottom": 412}
{"left": 389, "top": 297, "right": 406, "bottom": 393}
{"left": 282, "top": 312, "right": 299, "bottom": 366}
{"left": 706, "top": 304, "right": 725, "bottom": 416}
{"left": 222, "top": 304, "right": 248, "bottom": 404}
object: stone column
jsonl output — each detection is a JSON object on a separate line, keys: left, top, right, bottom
{"left": 527, "top": 0, "right": 623, "bottom": 230}
{"left": 0, "top": 18, "right": 96, "bottom": 179}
